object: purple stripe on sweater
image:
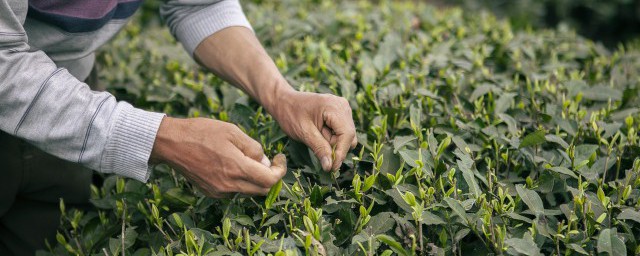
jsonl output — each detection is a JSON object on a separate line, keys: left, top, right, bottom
{"left": 27, "top": 0, "right": 143, "bottom": 33}
{"left": 28, "top": 0, "right": 138, "bottom": 19}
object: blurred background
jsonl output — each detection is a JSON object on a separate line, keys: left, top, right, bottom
{"left": 138, "top": 0, "right": 640, "bottom": 48}
{"left": 142, "top": 0, "right": 640, "bottom": 48}
{"left": 137, "top": 0, "right": 640, "bottom": 48}
{"left": 446, "top": 0, "right": 640, "bottom": 47}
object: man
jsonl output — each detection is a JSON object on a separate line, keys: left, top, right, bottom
{"left": 0, "top": 0, "right": 357, "bottom": 254}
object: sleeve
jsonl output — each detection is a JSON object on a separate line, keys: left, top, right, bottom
{"left": 160, "top": 0, "right": 253, "bottom": 56}
{"left": 0, "top": 0, "right": 165, "bottom": 182}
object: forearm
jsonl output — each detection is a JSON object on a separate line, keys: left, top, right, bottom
{"left": 0, "top": 0, "right": 164, "bottom": 181}
{"left": 193, "top": 27, "right": 294, "bottom": 112}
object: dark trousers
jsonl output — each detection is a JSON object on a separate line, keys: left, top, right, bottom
{"left": 0, "top": 132, "right": 93, "bottom": 255}
{"left": 0, "top": 68, "right": 102, "bottom": 255}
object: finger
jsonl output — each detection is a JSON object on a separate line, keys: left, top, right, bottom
{"left": 321, "top": 126, "right": 334, "bottom": 144}
{"left": 269, "top": 153, "right": 287, "bottom": 177}
{"left": 304, "top": 127, "right": 333, "bottom": 171}
{"left": 331, "top": 133, "right": 353, "bottom": 171}
{"left": 233, "top": 128, "right": 266, "bottom": 162}
{"left": 234, "top": 180, "right": 270, "bottom": 195}
{"left": 239, "top": 154, "right": 287, "bottom": 188}
{"left": 261, "top": 155, "right": 271, "bottom": 167}
{"left": 206, "top": 191, "right": 234, "bottom": 199}
{"left": 324, "top": 113, "right": 356, "bottom": 171}
{"left": 194, "top": 184, "right": 234, "bottom": 199}
{"left": 351, "top": 136, "right": 358, "bottom": 149}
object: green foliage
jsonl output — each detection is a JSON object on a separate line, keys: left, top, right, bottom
{"left": 46, "top": 0, "right": 640, "bottom": 255}
{"left": 451, "top": 0, "right": 640, "bottom": 46}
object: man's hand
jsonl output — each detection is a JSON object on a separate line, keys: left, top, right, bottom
{"left": 150, "top": 117, "right": 287, "bottom": 198}
{"left": 193, "top": 27, "right": 357, "bottom": 172}
{"left": 267, "top": 90, "right": 357, "bottom": 172}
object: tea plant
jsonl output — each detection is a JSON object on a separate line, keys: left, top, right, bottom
{"left": 45, "top": 0, "right": 640, "bottom": 255}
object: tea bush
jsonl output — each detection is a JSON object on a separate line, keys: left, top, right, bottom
{"left": 46, "top": 0, "right": 640, "bottom": 255}
{"left": 450, "top": 0, "right": 640, "bottom": 46}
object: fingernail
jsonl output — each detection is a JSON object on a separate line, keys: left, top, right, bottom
{"left": 333, "top": 162, "right": 342, "bottom": 171}
{"left": 261, "top": 155, "right": 271, "bottom": 167}
{"left": 321, "top": 156, "right": 332, "bottom": 171}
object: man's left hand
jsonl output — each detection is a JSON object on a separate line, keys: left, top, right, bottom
{"left": 267, "top": 89, "right": 357, "bottom": 172}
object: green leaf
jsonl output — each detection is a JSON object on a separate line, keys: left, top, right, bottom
{"left": 422, "top": 211, "right": 446, "bottom": 225}
{"left": 233, "top": 215, "right": 255, "bottom": 228}
{"left": 618, "top": 208, "right": 640, "bottom": 224}
{"left": 454, "top": 228, "right": 470, "bottom": 243}
{"left": 359, "top": 53, "right": 377, "bottom": 86}
{"left": 515, "top": 184, "right": 544, "bottom": 216}
{"left": 519, "top": 130, "right": 546, "bottom": 149}
{"left": 393, "top": 135, "right": 416, "bottom": 153}
{"left": 444, "top": 197, "right": 469, "bottom": 224}
{"left": 365, "top": 212, "right": 395, "bottom": 235}
{"left": 399, "top": 149, "right": 433, "bottom": 176}
{"left": 376, "top": 234, "right": 410, "bottom": 256}
{"left": 456, "top": 152, "right": 481, "bottom": 198}
{"left": 568, "top": 243, "right": 589, "bottom": 255}
{"left": 574, "top": 144, "right": 599, "bottom": 166}
{"left": 380, "top": 250, "right": 394, "bottom": 256}
{"left": 470, "top": 83, "right": 496, "bottom": 101}
{"left": 545, "top": 134, "right": 569, "bottom": 149}
{"left": 582, "top": 85, "right": 622, "bottom": 102}
{"left": 262, "top": 213, "right": 283, "bottom": 227}
{"left": 334, "top": 208, "right": 357, "bottom": 245}
{"left": 505, "top": 233, "right": 542, "bottom": 256}
{"left": 265, "top": 180, "right": 283, "bottom": 210}
{"left": 385, "top": 189, "right": 413, "bottom": 213}
{"left": 494, "top": 92, "right": 516, "bottom": 114}
{"left": 108, "top": 238, "right": 120, "bottom": 255}
{"left": 498, "top": 113, "right": 519, "bottom": 136}
{"left": 373, "top": 33, "right": 401, "bottom": 72}
{"left": 597, "top": 228, "right": 626, "bottom": 256}
{"left": 545, "top": 166, "right": 578, "bottom": 179}
{"left": 222, "top": 217, "right": 230, "bottom": 239}
{"left": 380, "top": 144, "right": 402, "bottom": 174}
{"left": 410, "top": 104, "right": 422, "bottom": 132}
{"left": 164, "top": 188, "right": 197, "bottom": 207}
{"left": 362, "top": 174, "right": 377, "bottom": 192}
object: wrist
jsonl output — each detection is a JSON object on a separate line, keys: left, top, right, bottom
{"left": 262, "top": 78, "right": 296, "bottom": 117}
{"left": 150, "top": 116, "right": 181, "bottom": 165}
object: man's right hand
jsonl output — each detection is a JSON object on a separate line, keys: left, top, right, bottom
{"left": 150, "top": 117, "right": 286, "bottom": 198}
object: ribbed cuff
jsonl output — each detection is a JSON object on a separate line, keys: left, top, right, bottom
{"left": 175, "top": 0, "right": 253, "bottom": 55}
{"left": 101, "top": 104, "right": 165, "bottom": 182}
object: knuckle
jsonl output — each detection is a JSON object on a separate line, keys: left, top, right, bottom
{"left": 298, "top": 128, "right": 313, "bottom": 141}
{"left": 311, "top": 144, "right": 328, "bottom": 156}
{"left": 266, "top": 175, "right": 280, "bottom": 186}
{"left": 262, "top": 179, "right": 274, "bottom": 188}
{"left": 217, "top": 185, "right": 231, "bottom": 193}
{"left": 320, "top": 94, "right": 334, "bottom": 103}
{"left": 223, "top": 122, "right": 240, "bottom": 133}
{"left": 338, "top": 97, "right": 349, "bottom": 106}
{"left": 251, "top": 140, "right": 263, "bottom": 153}
{"left": 216, "top": 180, "right": 235, "bottom": 193}
{"left": 207, "top": 190, "right": 225, "bottom": 199}
{"left": 222, "top": 126, "right": 239, "bottom": 139}
{"left": 348, "top": 130, "right": 357, "bottom": 140}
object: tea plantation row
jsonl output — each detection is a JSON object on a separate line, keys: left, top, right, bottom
{"left": 46, "top": 0, "right": 640, "bottom": 255}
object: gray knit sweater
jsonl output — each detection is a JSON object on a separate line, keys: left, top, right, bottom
{"left": 0, "top": 0, "right": 252, "bottom": 181}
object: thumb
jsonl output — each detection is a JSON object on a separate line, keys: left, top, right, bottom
{"left": 269, "top": 154, "right": 287, "bottom": 176}
{"left": 233, "top": 129, "right": 266, "bottom": 163}
{"left": 304, "top": 128, "right": 333, "bottom": 171}
{"left": 260, "top": 155, "right": 271, "bottom": 167}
